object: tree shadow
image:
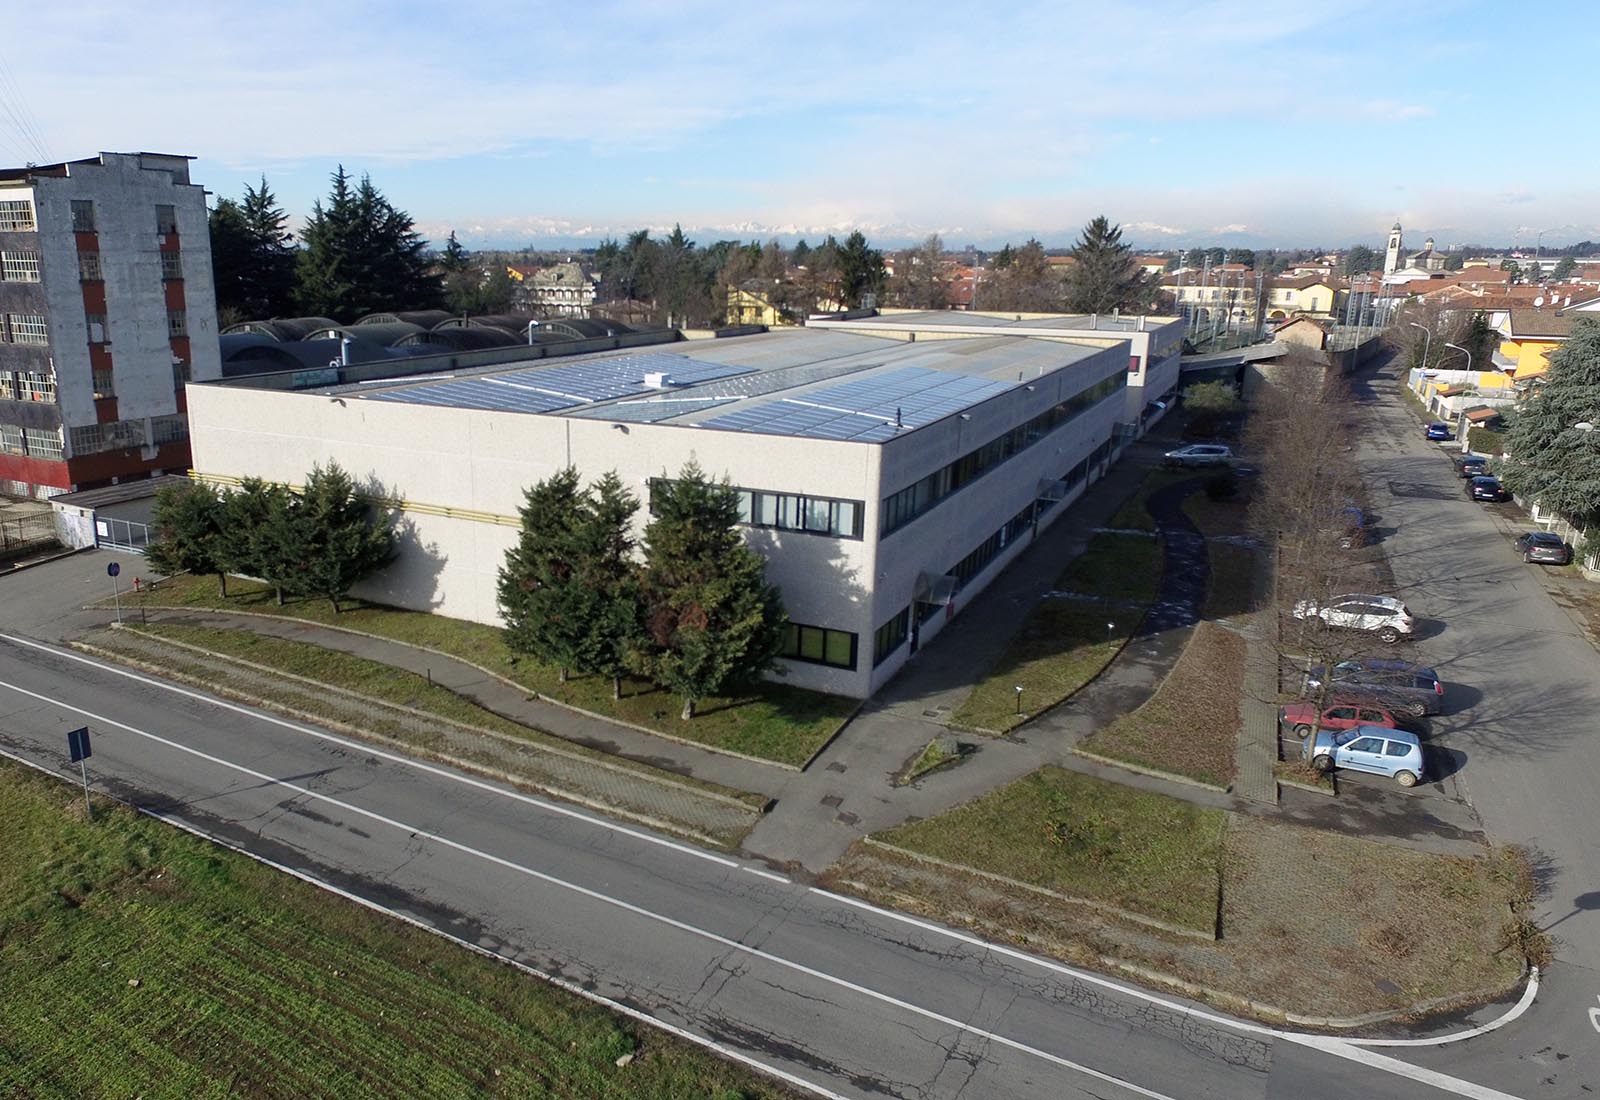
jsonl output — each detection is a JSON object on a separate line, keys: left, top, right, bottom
{"left": 351, "top": 474, "right": 449, "bottom": 612}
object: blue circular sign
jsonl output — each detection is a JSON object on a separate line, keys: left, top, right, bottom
{"left": 107, "top": 562, "right": 121, "bottom": 577}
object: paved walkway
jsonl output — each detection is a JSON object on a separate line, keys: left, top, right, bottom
{"left": 1232, "top": 555, "right": 1282, "bottom": 804}
{"left": 743, "top": 433, "right": 1215, "bottom": 871}
{"left": 111, "top": 606, "right": 792, "bottom": 799}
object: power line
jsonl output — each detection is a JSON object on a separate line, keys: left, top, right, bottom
{"left": 0, "top": 47, "right": 50, "bottom": 163}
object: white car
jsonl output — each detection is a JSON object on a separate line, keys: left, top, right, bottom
{"left": 1291, "top": 594, "right": 1414, "bottom": 644}
{"left": 1163, "top": 444, "right": 1234, "bottom": 468}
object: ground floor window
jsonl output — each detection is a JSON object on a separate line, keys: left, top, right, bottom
{"left": 779, "top": 622, "right": 857, "bottom": 670}
{"left": 873, "top": 606, "right": 910, "bottom": 667}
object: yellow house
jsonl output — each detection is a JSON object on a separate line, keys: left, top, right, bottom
{"left": 1263, "top": 274, "right": 1338, "bottom": 321}
{"left": 1499, "top": 310, "right": 1578, "bottom": 380}
{"left": 726, "top": 282, "right": 794, "bottom": 327}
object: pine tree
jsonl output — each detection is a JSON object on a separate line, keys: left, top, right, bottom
{"left": 571, "top": 472, "right": 643, "bottom": 700}
{"left": 837, "top": 230, "right": 886, "bottom": 308}
{"left": 209, "top": 177, "right": 295, "bottom": 322}
{"left": 1552, "top": 256, "right": 1578, "bottom": 281}
{"left": 497, "top": 467, "right": 588, "bottom": 679}
{"left": 292, "top": 462, "right": 396, "bottom": 613}
{"left": 295, "top": 166, "right": 442, "bottom": 321}
{"left": 146, "top": 482, "right": 228, "bottom": 595}
{"left": 1499, "top": 319, "right": 1600, "bottom": 528}
{"left": 1062, "top": 216, "right": 1151, "bottom": 313}
{"left": 218, "top": 478, "right": 296, "bottom": 604}
{"left": 633, "top": 462, "right": 786, "bottom": 720}
{"left": 439, "top": 231, "right": 470, "bottom": 273}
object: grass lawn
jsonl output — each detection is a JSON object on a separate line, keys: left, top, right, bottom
{"left": 877, "top": 767, "right": 1225, "bottom": 932}
{"left": 114, "top": 574, "right": 854, "bottom": 768}
{"left": 1055, "top": 532, "right": 1163, "bottom": 603}
{"left": 950, "top": 604, "right": 1132, "bottom": 733}
{"left": 121, "top": 622, "right": 762, "bottom": 809}
{"left": 1078, "top": 622, "right": 1245, "bottom": 787}
{"left": 0, "top": 761, "right": 795, "bottom": 1100}
{"left": 1181, "top": 484, "right": 1253, "bottom": 539}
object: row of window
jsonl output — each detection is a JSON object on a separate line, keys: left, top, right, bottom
{"left": 880, "top": 372, "right": 1126, "bottom": 537}
{"left": 648, "top": 478, "right": 865, "bottom": 541}
{"left": 779, "top": 622, "right": 858, "bottom": 670}
{"left": 876, "top": 436, "right": 1118, "bottom": 669}
{"left": 0, "top": 424, "right": 62, "bottom": 460}
{"left": 0, "top": 197, "right": 178, "bottom": 237}
{"left": 1, "top": 313, "right": 47, "bottom": 345}
{"left": 69, "top": 419, "right": 147, "bottom": 454}
{"left": 1, "top": 250, "right": 40, "bottom": 282}
{"left": 0, "top": 371, "right": 54, "bottom": 401}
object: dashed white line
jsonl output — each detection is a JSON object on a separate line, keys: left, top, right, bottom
{"left": 0, "top": 675, "right": 1178, "bottom": 1100}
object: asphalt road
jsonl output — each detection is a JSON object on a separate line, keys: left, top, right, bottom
{"left": 0, "top": 626, "right": 1538, "bottom": 1100}
{"left": 1338, "top": 358, "right": 1600, "bottom": 1097}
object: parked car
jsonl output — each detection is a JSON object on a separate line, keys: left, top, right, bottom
{"left": 1304, "top": 659, "right": 1445, "bottom": 717}
{"left": 1291, "top": 593, "right": 1414, "bottom": 643}
{"left": 1425, "top": 422, "right": 1454, "bottom": 441}
{"left": 1468, "top": 475, "right": 1509, "bottom": 502}
{"left": 1280, "top": 700, "right": 1403, "bottom": 736}
{"left": 1454, "top": 454, "right": 1490, "bottom": 478}
{"left": 1302, "top": 725, "right": 1425, "bottom": 787}
{"left": 1514, "top": 531, "right": 1574, "bottom": 565}
{"left": 1163, "top": 443, "right": 1233, "bottom": 468}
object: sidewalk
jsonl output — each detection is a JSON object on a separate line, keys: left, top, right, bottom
{"left": 744, "top": 433, "right": 1206, "bottom": 871}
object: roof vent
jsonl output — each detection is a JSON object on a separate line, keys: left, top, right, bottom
{"left": 643, "top": 371, "right": 674, "bottom": 389}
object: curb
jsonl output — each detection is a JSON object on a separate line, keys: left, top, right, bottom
{"left": 104, "top": 602, "right": 809, "bottom": 773}
{"left": 70, "top": 637, "right": 753, "bottom": 850}
{"left": 1071, "top": 747, "right": 1232, "bottom": 794}
{"left": 1, "top": 544, "right": 87, "bottom": 575}
{"left": 860, "top": 836, "right": 1215, "bottom": 942}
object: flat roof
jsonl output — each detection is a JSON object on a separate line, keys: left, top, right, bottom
{"left": 817, "top": 309, "right": 1182, "bottom": 335}
{"left": 342, "top": 328, "right": 1111, "bottom": 443}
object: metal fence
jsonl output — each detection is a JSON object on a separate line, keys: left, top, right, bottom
{"left": 96, "top": 517, "right": 152, "bottom": 553}
{"left": 0, "top": 513, "right": 55, "bottom": 552}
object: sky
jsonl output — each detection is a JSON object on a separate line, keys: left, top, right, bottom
{"left": 1, "top": 0, "right": 1594, "bottom": 252}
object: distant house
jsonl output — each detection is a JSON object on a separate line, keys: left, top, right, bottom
{"left": 509, "top": 260, "right": 596, "bottom": 317}
{"left": 1262, "top": 274, "right": 1338, "bottom": 321}
{"left": 726, "top": 281, "right": 796, "bottom": 327}
{"left": 1499, "top": 309, "right": 1580, "bottom": 380}
{"left": 1272, "top": 316, "right": 1331, "bottom": 352}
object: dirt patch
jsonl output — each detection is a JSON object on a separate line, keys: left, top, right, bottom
{"left": 1078, "top": 622, "right": 1246, "bottom": 787}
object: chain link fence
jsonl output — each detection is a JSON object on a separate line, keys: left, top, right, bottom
{"left": 1, "top": 512, "right": 55, "bottom": 552}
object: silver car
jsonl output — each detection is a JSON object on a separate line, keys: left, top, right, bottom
{"left": 1163, "top": 444, "right": 1233, "bottom": 468}
{"left": 1303, "top": 725, "right": 1425, "bottom": 787}
{"left": 1290, "top": 593, "right": 1414, "bottom": 644}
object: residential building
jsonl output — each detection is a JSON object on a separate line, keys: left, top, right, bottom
{"left": 511, "top": 260, "right": 597, "bottom": 317}
{"left": 0, "top": 152, "right": 219, "bottom": 499}
{"left": 1498, "top": 309, "right": 1579, "bottom": 380}
{"left": 726, "top": 281, "right": 795, "bottom": 327}
{"left": 186, "top": 311, "right": 1180, "bottom": 697}
{"left": 1262, "top": 274, "right": 1338, "bottom": 322}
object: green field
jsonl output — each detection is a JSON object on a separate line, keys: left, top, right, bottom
{"left": 0, "top": 762, "right": 793, "bottom": 1100}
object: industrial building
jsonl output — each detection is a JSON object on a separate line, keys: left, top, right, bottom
{"left": 0, "top": 153, "right": 220, "bottom": 498}
{"left": 187, "top": 311, "right": 1182, "bottom": 698}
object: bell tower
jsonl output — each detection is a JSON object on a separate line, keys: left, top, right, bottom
{"left": 1384, "top": 222, "right": 1403, "bottom": 275}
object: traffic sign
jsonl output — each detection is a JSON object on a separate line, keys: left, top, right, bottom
{"left": 107, "top": 561, "right": 120, "bottom": 577}
{"left": 67, "top": 726, "right": 92, "bottom": 762}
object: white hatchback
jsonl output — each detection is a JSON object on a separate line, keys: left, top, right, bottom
{"left": 1291, "top": 593, "right": 1414, "bottom": 644}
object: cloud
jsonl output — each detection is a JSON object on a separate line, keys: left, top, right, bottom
{"left": 1498, "top": 189, "right": 1537, "bottom": 205}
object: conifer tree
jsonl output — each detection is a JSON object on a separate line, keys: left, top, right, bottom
{"left": 1063, "top": 215, "right": 1152, "bottom": 313}
{"left": 571, "top": 472, "right": 643, "bottom": 700}
{"left": 218, "top": 478, "right": 296, "bottom": 604}
{"left": 633, "top": 462, "right": 785, "bottom": 719}
{"left": 295, "top": 166, "right": 442, "bottom": 321}
{"left": 146, "top": 481, "right": 228, "bottom": 595}
{"left": 292, "top": 462, "right": 396, "bottom": 613}
{"left": 497, "top": 467, "right": 588, "bottom": 679}
{"left": 1500, "top": 319, "right": 1600, "bottom": 529}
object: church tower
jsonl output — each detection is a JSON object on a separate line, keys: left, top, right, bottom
{"left": 1384, "top": 222, "right": 1403, "bottom": 275}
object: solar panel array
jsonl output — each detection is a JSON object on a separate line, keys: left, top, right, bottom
{"left": 699, "top": 366, "right": 1014, "bottom": 442}
{"left": 361, "top": 352, "right": 755, "bottom": 414}
{"left": 571, "top": 397, "right": 737, "bottom": 423}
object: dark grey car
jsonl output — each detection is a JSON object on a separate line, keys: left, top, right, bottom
{"left": 1514, "top": 530, "right": 1574, "bottom": 565}
{"left": 1304, "top": 659, "right": 1446, "bottom": 717}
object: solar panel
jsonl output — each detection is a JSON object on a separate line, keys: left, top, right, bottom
{"left": 359, "top": 352, "right": 756, "bottom": 413}
{"left": 699, "top": 367, "right": 1013, "bottom": 440}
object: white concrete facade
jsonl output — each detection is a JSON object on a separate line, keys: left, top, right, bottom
{"left": 188, "top": 322, "right": 1137, "bottom": 698}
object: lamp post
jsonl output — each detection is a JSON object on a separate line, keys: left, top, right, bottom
{"left": 525, "top": 319, "right": 541, "bottom": 345}
{"left": 1408, "top": 321, "right": 1433, "bottom": 371}
{"left": 1445, "top": 342, "right": 1474, "bottom": 447}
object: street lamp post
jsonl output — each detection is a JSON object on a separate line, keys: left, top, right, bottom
{"left": 1444, "top": 342, "right": 1474, "bottom": 447}
{"left": 1408, "top": 321, "right": 1433, "bottom": 371}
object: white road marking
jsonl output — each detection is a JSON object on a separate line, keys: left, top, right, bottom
{"left": 1343, "top": 970, "right": 1538, "bottom": 1047}
{"left": 0, "top": 633, "right": 739, "bottom": 869}
{"left": 0, "top": 746, "right": 853, "bottom": 1100}
{"left": 0, "top": 677, "right": 1178, "bottom": 1100}
{"left": 0, "top": 635, "right": 1536, "bottom": 1097}
{"left": 1589, "top": 996, "right": 1600, "bottom": 1034}
{"left": 741, "top": 866, "right": 791, "bottom": 884}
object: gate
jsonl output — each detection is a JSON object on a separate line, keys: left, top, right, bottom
{"left": 96, "top": 516, "right": 152, "bottom": 553}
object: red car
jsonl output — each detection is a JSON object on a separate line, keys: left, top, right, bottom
{"left": 1280, "top": 700, "right": 1402, "bottom": 736}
